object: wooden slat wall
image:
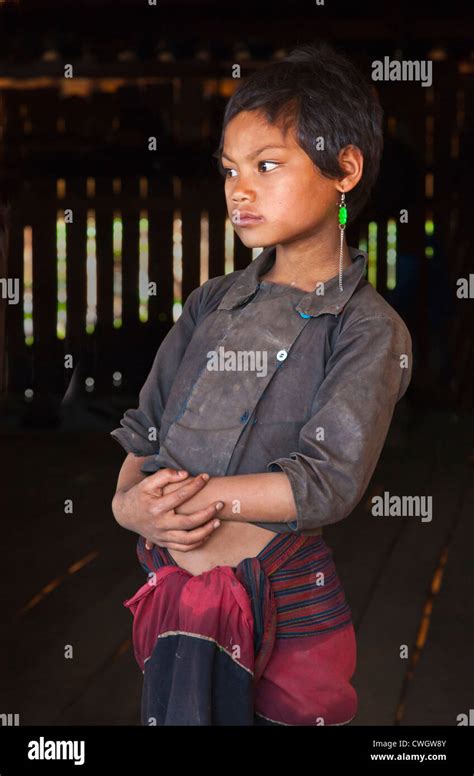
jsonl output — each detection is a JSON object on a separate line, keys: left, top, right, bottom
{"left": 181, "top": 178, "right": 202, "bottom": 301}
{"left": 381, "top": 81, "right": 427, "bottom": 373}
{"left": 64, "top": 178, "right": 88, "bottom": 401}
{"left": 147, "top": 176, "right": 174, "bottom": 325}
{"left": 4, "top": 208, "right": 24, "bottom": 393}
{"left": 95, "top": 177, "right": 114, "bottom": 336}
{"left": 120, "top": 178, "right": 140, "bottom": 330}
{"left": 94, "top": 176, "right": 115, "bottom": 394}
{"left": 432, "top": 62, "right": 458, "bottom": 265}
{"left": 20, "top": 87, "right": 59, "bottom": 141}
{"left": 31, "top": 179, "right": 58, "bottom": 394}
{"left": 207, "top": 195, "right": 227, "bottom": 280}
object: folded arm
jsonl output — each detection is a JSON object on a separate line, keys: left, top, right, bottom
{"left": 163, "top": 471, "right": 297, "bottom": 523}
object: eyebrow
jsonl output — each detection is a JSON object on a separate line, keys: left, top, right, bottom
{"left": 220, "top": 144, "right": 288, "bottom": 163}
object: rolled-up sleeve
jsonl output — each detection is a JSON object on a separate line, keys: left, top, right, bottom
{"left": 267, "top": 314, "right": 413, "bottom": 533}
{"left": 110, "top": 284, "right": 205, "bottom": 456}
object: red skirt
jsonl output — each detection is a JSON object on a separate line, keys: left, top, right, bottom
{"left": 123, "top": 532, "right": 358, "bottom": 726}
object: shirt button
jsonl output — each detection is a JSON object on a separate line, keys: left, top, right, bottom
{"left": 276, "top": 349, "right": 288, "bottom": 361}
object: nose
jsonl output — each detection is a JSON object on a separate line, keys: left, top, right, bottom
{"left": 229, "top": 173, "right": 256, "bottom": 203}
{"left": 231, "top": 190, "right": 256, "bottom": 207}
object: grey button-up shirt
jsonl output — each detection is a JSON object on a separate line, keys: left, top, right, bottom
{"left": 111, "top": 245, "right": 412, "bottom": 537}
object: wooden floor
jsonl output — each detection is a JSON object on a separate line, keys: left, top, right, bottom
{"left": 2, "top": 399, "right": 473, "bottom": 726}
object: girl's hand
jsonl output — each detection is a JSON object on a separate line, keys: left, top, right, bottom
{"left": 112, "top": 467, "right": 224, "bottom": 552}
{"left": 144, "top": 476, "right": 201, "bottom": 549}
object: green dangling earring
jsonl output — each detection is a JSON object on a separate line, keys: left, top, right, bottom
{"left": 338, "top": 190, "right": 348, "bottom": 292}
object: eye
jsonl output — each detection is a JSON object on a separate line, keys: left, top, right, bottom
{"left": 258, "top": 160, "right": 279, "bottom": 173}
{"left": 220, "top": 160, "right": 280, "bottom": 180}
{"left": 221, "top": 166, "right": 237, "bottom": 179}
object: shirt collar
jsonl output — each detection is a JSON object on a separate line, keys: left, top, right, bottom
{"left": 217, "top": 245, "right": 368, "bottom": 317}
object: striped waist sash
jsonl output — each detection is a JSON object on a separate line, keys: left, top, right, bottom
{"left": 135, "top": 531, "right": 353, "bottom": 660}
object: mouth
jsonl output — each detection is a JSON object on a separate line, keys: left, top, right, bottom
{"left": 232, "top": 212, "right": 265, "bottom": 227}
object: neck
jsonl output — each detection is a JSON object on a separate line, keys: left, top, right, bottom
{"left": 266, "top": 233, "right": 352, "bottom": 289}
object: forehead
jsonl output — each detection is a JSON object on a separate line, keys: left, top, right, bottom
{"left": 222, "top": 110, "right": 298, "bottom": 155}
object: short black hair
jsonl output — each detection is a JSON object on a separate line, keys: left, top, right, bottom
{"left": 213, "top": 40, "right": 384, "bottom": 225}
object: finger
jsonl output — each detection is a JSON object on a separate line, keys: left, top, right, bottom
{"left": 160, "top": 474, "right": 211, "bottom": 512}
{"left": 171, "top": 502, "right": 225, "bottom": 531}
{"left": 165, "top": 511, "right": 223, "bottom": 546}
{"left": 145, "top": 502, "right": 223, "bottom": 547}
{"left": 143, "top": 467, "right": 189, "bottom": 493}
{"left": 144, "top": 503, "right": 221, "bottom": 548}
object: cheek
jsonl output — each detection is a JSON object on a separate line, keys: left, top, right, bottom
{"left": 273, "top": 171, "right": 323, "bottom": 207}
{"left": 271, "top": 180, "right": 326, "bottom": 223}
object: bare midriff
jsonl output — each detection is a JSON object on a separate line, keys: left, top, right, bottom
{"left": 167, "top": 520, "right": 276, "bottom": 576}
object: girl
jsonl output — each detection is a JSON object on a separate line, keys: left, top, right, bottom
{"left": 111, "top": 41, "right": 412, "bottom": 726}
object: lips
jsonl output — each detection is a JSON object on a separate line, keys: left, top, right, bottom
{"left": 233, "top": 211, "right": 264, "bottom": 225}
{"left": 237, "top": 211, "right": 261, "bottom": 219}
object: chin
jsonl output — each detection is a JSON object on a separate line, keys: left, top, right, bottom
{"left": 236, "top": 235, "right": 260, "bottom": 249}
{"left": 236, "top": 229, "right": 275, "bottom": 250}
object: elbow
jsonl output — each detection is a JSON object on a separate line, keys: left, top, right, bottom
{"left": 268, "top": 453, "right": 363, "bottom": 532}
{"left": 111, "top": 490, "right": 127, "bottom": 527}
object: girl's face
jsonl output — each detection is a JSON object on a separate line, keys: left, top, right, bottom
{"left": 221, "top": 109, "right": 346, "bottom": 250}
